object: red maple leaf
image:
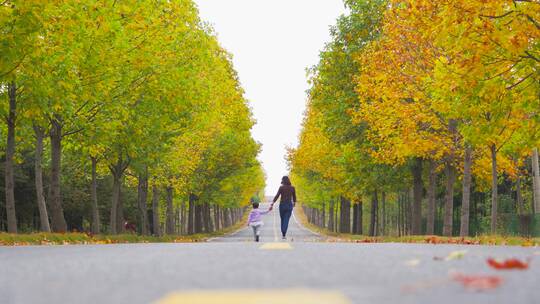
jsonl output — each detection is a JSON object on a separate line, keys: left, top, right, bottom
{"left": 487, "top": 258, "right": 529, "bottom": 270}
{"left": 452, "top": 273, "right": 503, "bottom": 291}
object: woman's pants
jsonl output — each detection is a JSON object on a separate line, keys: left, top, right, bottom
{"left": 279, "top": 202, "right": 293, "bottom": 237}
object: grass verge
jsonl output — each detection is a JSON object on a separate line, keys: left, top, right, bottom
{"left": 0, "top": 213, "right": 249, "bottom": 246}
{"left": 295, "top": 205, "right": 540, "bottom": 247}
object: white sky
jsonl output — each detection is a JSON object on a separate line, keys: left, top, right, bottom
{"left": 194, "top": 0, "right": 346, "bottom": 195}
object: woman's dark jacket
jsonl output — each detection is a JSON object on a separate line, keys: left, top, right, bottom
{"left": 273, "top": 185, "right": 296, "bottom": 204}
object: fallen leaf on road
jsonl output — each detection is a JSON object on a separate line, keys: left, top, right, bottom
{"left": 451, "top": 273, "right": 503, "bottom": 291}
{"left": 434, "top": 250, "right": 467, "bottom": 261}
{"left": 425, "top": 236, "right": 440, "bottom": 244}
{"left": 405, "top": 259, "right": 420, "bottom": 267}
{"left": 487, "top": 258, "right": 529, "bottom": 270}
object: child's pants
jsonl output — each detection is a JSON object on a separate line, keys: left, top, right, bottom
{"left": 251, "top": 223, "right": 262, "bottom": 240}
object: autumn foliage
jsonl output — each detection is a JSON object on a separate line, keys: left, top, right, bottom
{"left": 291, "top": 0, "right": 540, "bottom": 237}
{"left": 1, "top": 1, "right": 264, "bottom": 235}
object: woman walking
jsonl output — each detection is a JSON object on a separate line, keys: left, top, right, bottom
{"left": 271, "top": 176, "right": 296, "bottom": 240}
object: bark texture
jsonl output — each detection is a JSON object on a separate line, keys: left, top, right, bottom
{"left": 426, "top": 160, "right": 436, "bottom": 235}
{"left": 443, "top": 161, "right": 455, "bottom": 237}
{"left": 381, "top": 192, "right": 386, "bottom": 235}
{"left": 5, "top": 82, "right": 17, "bottom": 233}
{"left": 369, "top": 191, "right": 378, "bottom": 236}
{"left": 411, "top": 158, "right": 423, "bottom": 235}
{"left": 166, "top": 186, "right": 174, "bottom": 235}
{"left": 34, "top": 125, "right": 51, "bottom": 232}
{"left": 116, "top": 177, "right": 125, "bottom": 233}
{"left": 109, "top": 157, "right": 128, "bottom": 234}
{"left": 532, "top": 148, "right": 540, "bottom": 213}
{"left": 328, "top": 200, "right": 335, "bottom": 232}
{"left": 188, "top": 194, "right": 195, "bottom": 234}
{"left": 90, "top": 157, "right": 100, "bottom": 234}
{"left": 490, "top": 144, "right": 498, "bottom": 234}
{"left": 137, "top": 170, "right": 149, "bottom": 235}
{"left": 460, "top": 145, "right": 472, "bottom": 237}
{"left": 152, "top": 185, "right": 161, "bottom": 236}
{"left": 516, "top": 172, "right": 524, "bottom": 215}
{"left": 339, "top": 196, "right": 351, "bottom": 233}
{"left": 49, "top": 116, "right": 68, "bottom": 232}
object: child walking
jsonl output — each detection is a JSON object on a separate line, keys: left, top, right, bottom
{"left": 247, "top": 202, "right": 272, "bottom": 242}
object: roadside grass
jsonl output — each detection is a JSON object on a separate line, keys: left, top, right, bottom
{"left": 0, "top": 213, "right": 249, "bottom": 246}
{"left": 296, "top": 205, "right": 540, "bottom": 247}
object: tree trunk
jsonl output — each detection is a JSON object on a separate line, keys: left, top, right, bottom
{"left": 202, "top": 203, "right": 210, "bottom": 233}
{"left": 229, "top": 207, "right": 235, "bottom": 225}
{"left": 116, "top": 178, "right": 125, "bottom": 233}
{"left": 369, "top": 191, "right": 378, "bottom": 236}
{"left": 223, "top": 208, "right": 231, "bottom": 228}
{"left": 426, "top": 160, "right": 436, "bottom": 235}
{"left": 460, "top": 145, "right": 472, "bottom": 237}
{"left": 352, "top": 203, "right": 358, "bottom": 234}
{"left": 208, "top": 205, "right": 215, "bottom": 232}
{"left": 443, "top": 161, "right": 455, "bottom": 236}
{"left": 180, "top": 201, "right": 186, "bottom": 234}
{"left": 397, "top": 193, "right": 403, "bottom": 236}
{"left": 34, "top": 125, "right": 51, "bottom": 232}
{"left": 516, "top": 172, "right": 524, "bottom": 215}
{"left": 90, "top": 157, "right": 99, "bottom": 234}
{"left": 490, "top": 144, "right": 498, "bottom": 234}
{"left": 411, "top": 158, "right": 423, "bottom": 235}
{"left": 195, "top": 203, "right": 203, "bottom": 233}
{"left": 188, "top": 194, "right": 195, "bottom": 234}
{"left": 532, "top": 148, "right": 540, "bottom": 213}
{"left": 49, "top": 116, "right": 67, "bottom": 232}
{"left": 381, "top": 192, "right": 386, "bottom": 236}
{"left": 321, "top": 203, "right": 326, "bottom": 229}
{"left": 358, "top": 201, "right": 363, "bottom": 235}
{"left": 166, "top": 186, "right": 174, "bottom": 235}
{"left": 214, "top": 205, "right": 220, "bottom": 231}
{"left": 339, "top": 196, "right": 351, "bottom": 233}
{"left": 137, "top": 169, "right": 149, "bottom": 235}
{"left": 352, "top": 202, "right": 363, "bottom": 235}
{"left": 175, "top": 207, "right": 180, "bottom": 234}
{"left": 152, "top": 185, "right": 161, "bottom": 236}
{"left": 109, "top": 158, "right": 126, "bottom": 234}
{"left": 5, "top": 82, "right": 17, "bottom": 233}
{"left": 405, "top": 192, "right": 410, "bottom": 235}
{"left": 109, "top": 171, "right": 120, "bottom": 234}
{"left": 334, "top": 200, "right": 339, "bottom": 231}
{"left": 328, "top": 200, "right": 335, "bottom": 232}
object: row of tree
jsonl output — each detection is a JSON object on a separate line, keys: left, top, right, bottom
{"left": 290, "top": 0, "right": 539, "bottom": 236}
{"left": 0, "top": 0, "right": 264, "bottom": 234}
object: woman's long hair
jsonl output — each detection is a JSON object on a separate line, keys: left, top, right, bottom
{"left": 281, "top": 176, "right": 291, "bottom": 186}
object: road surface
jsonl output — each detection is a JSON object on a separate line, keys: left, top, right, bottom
{"left": 1, "top": 202, "right": 539, "bottom": 304}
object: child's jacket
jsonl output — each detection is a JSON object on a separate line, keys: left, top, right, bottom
{"left": 248, "top": 209, "right": 270, "bottom": 225}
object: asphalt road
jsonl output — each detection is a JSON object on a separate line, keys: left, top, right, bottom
{"left": 1, "top": 203, "right": 539, "bottom": 304}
